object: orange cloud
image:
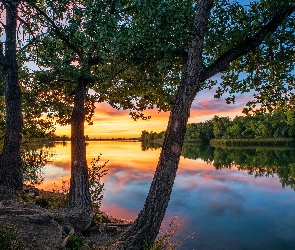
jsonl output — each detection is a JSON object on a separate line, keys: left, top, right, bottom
{"left": 55, "top": 87, "right": 252, "bottom": 138}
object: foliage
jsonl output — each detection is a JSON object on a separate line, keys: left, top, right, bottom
{"left": 173, "top": 109, "right": 295, "bottom": 142}
{"left": 88, "top": 155, "right": 109, "bottom": 207}
{"left": 142, "top": 109, "right": 295, "bottom": 143}
{"left": 65, "top": 234, "right": 85, "bottom": 250}
{"left": 185, "top": 122, "right": 214, "bottom": 142}
{"left": 22, "top": 0, "right": 185, "bottom": 125}
{"left": 35, "top": 181, "right": 69, "bottom": 209}
{"left": 0, "top": 223, "right": 26, "bottom": 250}
{"left": 140, "top": 130, "right": 165, "bottom": 142}
{"left": 210, "top": 0, "right": 295, "bottom": 113}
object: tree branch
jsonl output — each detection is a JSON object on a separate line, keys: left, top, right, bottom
{"left": 30, "top": 2, "right": 82, "bottom": 59}
{"left": 16, "top": 15, "right": 46, "bottom": 54}
{"left": 0, "top": 19, "right": 6, "bottom": 29}
{"left": 202, "top": 7, "right": 295, "bottom": 82}
{"left": 17, "top": 34, "right": 44, "bottom": 54}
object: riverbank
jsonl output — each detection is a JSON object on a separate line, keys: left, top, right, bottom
{"left": 141, "top": 137, "right": 295, "bottom": 147}
{"left": 0, "top": 185, "right": 132, "bottom": 249}
{"left": 210, "top": 138, "right": 295, "bottom": 147}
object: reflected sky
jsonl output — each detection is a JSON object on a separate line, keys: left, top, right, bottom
{"left": 38, "top": 141, "right": 295, "bottom": 249}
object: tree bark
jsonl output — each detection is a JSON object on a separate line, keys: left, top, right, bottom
{"left": 67, "top": 78, "right": 93, "bottom": 232}
{"left": 69, "top": 78, "right": 91, "bottom": 206}
{"left": 114, "top": 1, "right": 214, "bottom": 249}
{"left": 0, "top": 1, "right": 23, "bottom": 193}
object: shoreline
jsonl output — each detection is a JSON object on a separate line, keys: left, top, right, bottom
{"left": 0, "top": 185, "right": 132, "bottom": 249}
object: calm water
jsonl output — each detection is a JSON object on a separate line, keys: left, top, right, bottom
{"left": 34, "top": 141, "right": 295, "bottom": 250}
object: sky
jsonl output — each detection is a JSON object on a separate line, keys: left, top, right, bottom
{"left": 55, "top": 80, "right": 254, "bottom": 138}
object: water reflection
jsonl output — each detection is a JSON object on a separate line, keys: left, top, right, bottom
{"left": 37, "top": 141, "right": 295, "bottom": 249}
{"left": 143, "top": 141, "right": 295, "bottom": 190}
{"left": 22, "top": 143, "right": 55, "bottom": 185}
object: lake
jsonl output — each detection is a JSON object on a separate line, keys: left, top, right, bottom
{"left": 32, "top": 141, "right": 295, "bottom": 250}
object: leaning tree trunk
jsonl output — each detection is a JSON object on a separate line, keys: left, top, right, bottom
{"left": 115, "top": 1, "right": 214, "bottom": 249}
{"left": 67, "top": 78, "right": 93, "bottom": 232}
{"left": 0, "top": 1, "right": 23, "bottom": 193}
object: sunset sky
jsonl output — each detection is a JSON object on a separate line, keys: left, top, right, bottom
{"left": 55, "top": 75, "right": 254, "bottom": 138}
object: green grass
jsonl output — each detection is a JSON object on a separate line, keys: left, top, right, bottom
{"left": 210, "top": 138, "right": 295, "bottom": 147}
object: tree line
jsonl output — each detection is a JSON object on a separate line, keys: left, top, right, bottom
{"left": 141, "top": 109, "right": 295, "bottom": 143}
{"left": 0, "top": 0, "right": 294, "bottom": 248}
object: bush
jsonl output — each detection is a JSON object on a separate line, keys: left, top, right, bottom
{"left": 65, "top": 235, "right": 85, "bottom": 250}
{"left": 88, "top": 155, "right": 109, "bottom": 207}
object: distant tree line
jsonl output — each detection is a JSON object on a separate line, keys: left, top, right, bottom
{"left": 140, "top": 130, "right": 166, "bottom": 142}
{"left": 141, "top": 109, "right": 295, "bottom": 142}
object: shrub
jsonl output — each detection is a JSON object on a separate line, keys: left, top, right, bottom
{"left": 65, "top": 234, "right": 85, "bottom": 250}
{"left": 35, "top": 180, "right": 69, "bottom": 209}
{"left": 88, "top": 155, "right": 109, "bottom": 207}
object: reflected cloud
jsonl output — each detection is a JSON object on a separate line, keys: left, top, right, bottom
{"left": 101, "top": 204, "right": 138, "bottom": 221}
{"left": 206, "top": 184, "right": 245, "bottom": 217}
{"left": 207, "top": 199, "right": 244, "bottom": 217}
{"left": 51, "top": 161, "right": 71, "bottom": 170}
{"left": 106, "top": 164, "right": 153, "bottom": 191}
{"left": 38, "top": 138, "right": 295, "bottom": 249}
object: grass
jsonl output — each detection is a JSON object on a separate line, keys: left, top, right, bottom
{"left": 210, "top": 138, "right": 295, "bottom": 147}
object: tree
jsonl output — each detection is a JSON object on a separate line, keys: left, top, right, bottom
{"left": 114, "top": 0, "right": 295, "bottom": 248}
{"left": 0, "top": 0, "right": 57, "bottom": 193}
{"left": 211, "top": 115, "right": 231, "bottom": 139}
{"left": 0, "top": 0, "right": 23, "bottom": 193}
{"left": 24, "top": 0, "right": 184, "bottom": 231}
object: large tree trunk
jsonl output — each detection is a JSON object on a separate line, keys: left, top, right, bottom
{"left": 67, "top": 78, "right": 93, "bottom": 232}
{"left": 0, "top": 1, "right": 23, "bottom": 194}
{"left": 115, "top": 1, "right": 214, "bottom": 249}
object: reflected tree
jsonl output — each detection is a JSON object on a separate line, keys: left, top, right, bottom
{"left": 181, "top": 144, "right": 295, "bottom": 191}
{"left": 22, "top": 147, "right": 55, "bottom": 185}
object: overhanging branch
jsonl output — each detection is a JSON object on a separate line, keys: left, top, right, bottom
{"left": 29, "top": 2, "right": 82, "bottom": 59}
{"left": 202, "top": 6, "right": 295, "bottom": 82}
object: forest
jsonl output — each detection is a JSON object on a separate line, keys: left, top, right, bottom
{"left": 0, "top": 0, "right": 294, "bottom": 249}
